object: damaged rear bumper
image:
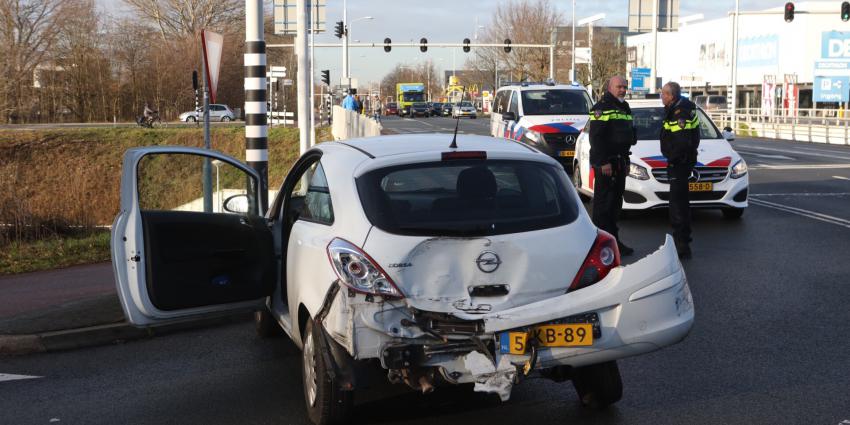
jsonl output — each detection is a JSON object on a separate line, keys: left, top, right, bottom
{"left": 320, "top": 234, "right": 694, "bottom": 400}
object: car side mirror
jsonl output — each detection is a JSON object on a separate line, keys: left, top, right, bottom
{"left": 223, "top": 194, "right": 249, "bottom": 214}
{"left": 722, "top": 126, "right": 735, "bottom": 141}
{"left": 502, "top": 111, "right": 517, "bottom": 122}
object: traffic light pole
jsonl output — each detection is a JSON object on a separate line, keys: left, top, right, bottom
{"left": 245, "top": 0, "right": 268, "bottom": 213}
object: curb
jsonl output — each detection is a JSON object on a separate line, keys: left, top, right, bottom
{"left": 0, "top": 312, "right": 252, "bottom": 356}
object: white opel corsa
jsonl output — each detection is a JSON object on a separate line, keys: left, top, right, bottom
{"left": 111, "top": 134, "right": 694, "bottom": 425}
{"left": 573, "top": 100, "right": 749, "bottom": 218}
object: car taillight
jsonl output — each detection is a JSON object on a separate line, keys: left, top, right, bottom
{"left": 568, "top": 230, "right": 621, "bottom": 292}
{"left": 327, "top": 238, "right": 404, "bottom": 299}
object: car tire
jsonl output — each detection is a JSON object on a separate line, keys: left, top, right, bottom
{"left": 572, "top": 163, "right": 591, "bottom": 203}
{"left": 302, "top": 319, "right": 353, "bottom": 425}
{"left": 186, "top": 116, "right": 196, "bottom": 122}
{"left": 222, "top": 116, "right": 232, "bottom": 122}
{"left": 722, "top": 207, "right": 745, "bottom": 219}
{"left": 254, "top": 307, "right": 284, "bottom": 338}
{"left": 571, "top": 360, "right": 623, "bottom": 409}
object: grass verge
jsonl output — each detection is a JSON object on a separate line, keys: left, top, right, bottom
{"left": 0, "top": 231, "right": 111, "bottom": 275}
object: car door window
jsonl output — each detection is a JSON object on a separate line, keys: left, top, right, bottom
{"left": 290, "top": 161, "right": 334, "bottom": 225}
{"left": 137, "top": 153, "right": 258, "bottom": 217}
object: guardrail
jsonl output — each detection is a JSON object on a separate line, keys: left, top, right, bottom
{"left": 331, "top": 106, "right": 382, "bottom": 140}
{"left": 708, "top": 109, "right": 850, "bottom": 145}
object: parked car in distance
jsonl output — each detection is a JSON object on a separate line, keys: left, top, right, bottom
{"left": 409, "top": 102, "right": 430, "bottom": 117}
{"left": 452, "top": 101, "right": 477, "bottom": 119}
{"left": 385, "top": 102, "right": 399, "bottom": 116}
{"left": 693, "top": 95, "right": 727, "bottom": 112}
{"left": 179, "top": 104, "right": 235, "bottom": 122}
{"left": 430, "top": 102, "right": 445, "bottom": 116}
{"left": 110, "top": 134, "right": 694, "bottom": 425}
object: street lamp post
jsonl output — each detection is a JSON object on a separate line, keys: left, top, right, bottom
{"left": 578, "top": 13, "right": 605, "bottom": 91}
{"left": 346, "top": 16, "right": 373, "bottom": 83}
{"left": 571, "top": 0, "right": 576, "bottom": 82}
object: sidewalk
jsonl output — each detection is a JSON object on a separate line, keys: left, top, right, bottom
{"left": 0, "top": 262, "right": 248, "bottom": 356}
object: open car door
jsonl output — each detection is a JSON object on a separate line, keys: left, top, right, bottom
{"left": 111, "top": 147, "right": 275, "bottom": 327}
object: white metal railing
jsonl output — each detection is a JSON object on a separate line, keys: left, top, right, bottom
{"left": 331, "top": 106, "right": 382, "bottom": 140}
{"left": 708, "top": 109, "right": 850, "bottom": 145}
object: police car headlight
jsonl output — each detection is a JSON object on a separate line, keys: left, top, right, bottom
{"left": 628, "top": 163, "right": 650, "bottom": 180}
{"left": 730, "top": 159, "right": 748, "bottom": 179}
{"left": 524, "top": 129, "right": 542, "bottom": 143}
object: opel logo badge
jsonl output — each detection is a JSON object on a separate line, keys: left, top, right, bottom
{"left": 475, "top": 251, "right": 502, "bottom": 273}
{"left": 689, "top": 169, "right": 700, "bottom": 182}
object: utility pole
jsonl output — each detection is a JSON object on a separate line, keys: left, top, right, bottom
{"left": 297, "top": 0, "right": 310, "bottom": 154}
{"left": 730, "top": 0, "right": 740, "bottom": 131}
{"left": 650, "top": 0, "right": 659, "bottom": 94}
{"left": 571, "top": 0, "right": 576, "bottom": 82}
{"left": 245, "top": 0, "right": 268, "bottom": 213}
{"left": 343, "top": 0, "right": 349, "bottom": 86}
{"left": 309, "top": 0, "right": 315, "bottom": 147}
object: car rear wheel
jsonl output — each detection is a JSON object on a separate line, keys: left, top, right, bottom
{"left": 186, "top": 116, "right": 196, "bottom": 122}
{"left": 572, "top": 163, "right": 590, "bottom": 202}
{"left": 222, "top": 116, "right": 232, "bottom": 122}
{"left": 302, "top": 319, "right": 352, "bottom": 425}
{"left": 722, "top": 207, "right": 745, "bottom": 219}
{"left": 572, "top": 360, "right": 623, "bottom": 409}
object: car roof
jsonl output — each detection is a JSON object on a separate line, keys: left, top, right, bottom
{"left": 627, "top": 99, "right": 664, "bottom": 108}
{"left": 338, "top": 133, "right": 543, "bottom": 159}
{"left": 497, "top": 83, "right": 586, "bottom": 92}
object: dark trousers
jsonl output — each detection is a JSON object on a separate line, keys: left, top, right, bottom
{"left": 667, "top": 162, "right": 693, "bottom": 248}
{"left": 591, "top": 159, "right": 627, "bottom": 240}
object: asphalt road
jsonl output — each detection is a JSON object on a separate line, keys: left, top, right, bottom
{"left": 2, "top": 117, "right": 850, "bottom": 424}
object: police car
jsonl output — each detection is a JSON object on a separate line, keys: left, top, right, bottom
{"left": 573, "top": 99, "right": 749, "bottom": 218}
{"left": 490, "top": 81, "right": 593, "bottom": 172}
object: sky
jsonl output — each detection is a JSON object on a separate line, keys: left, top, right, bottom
{"left": 100, "top": 0, "right": 822, "bottom": 85}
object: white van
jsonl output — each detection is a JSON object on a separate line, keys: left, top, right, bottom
{"left": 490, "top": 82, "right": 593, "bottom": 172}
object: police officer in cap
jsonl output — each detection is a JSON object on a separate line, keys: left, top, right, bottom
{"left": 660, "top": 82, "right": 700, "bottom": 259}
{"left": 588, "top": 75, "right": 636, "bottom": 256}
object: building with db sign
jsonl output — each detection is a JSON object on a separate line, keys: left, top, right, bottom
{"left": 626, "top": 1, "right": 850, "bottom": 115}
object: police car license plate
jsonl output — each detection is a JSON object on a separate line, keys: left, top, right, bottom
{"left": 688, "top": 182, "right": 713, "bottom": 192}
{"left": 558, "top": 150, "right": 575, "bottom": 157}
{"left": 499, "top": 324, "right": 594, "bottom": 354}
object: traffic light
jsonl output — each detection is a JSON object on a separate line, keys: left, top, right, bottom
{"left": 384, "top": 37, "right": 392, "bottom": 52}
{"left": 784, "top": 2, "right": 795, "bottom": 22}
{"left": 504, "top": 38, "right": 512, "bottom": 53}
{"left": 334, "top": 21, "right": 344, "bottom": 38}
{"left": 842, "top": 1, "right": 850, "bottom": 21}
{"left": 420, "top": 37, "right": 428, "bottom": 52}
{"left": 463, "top": 38, "right": 470, "bottom": 53}
{"left": 321, "top": 70, "right": 330, "bottom": 86}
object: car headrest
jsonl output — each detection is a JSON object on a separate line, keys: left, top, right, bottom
{"left": 456, "top": 166, "right": 497, "bottom": 199}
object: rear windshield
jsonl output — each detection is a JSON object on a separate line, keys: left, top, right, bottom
{"left": 632, "top": 107, "right": 723, "bottom": 140}
{"left": 457, "top": 102, "right": 473, "bottom": 107}
{"left": 356, "top": 160, "right": 579, "bottom": 236}
{"left": 521, "top": 89, "right": 591, "bottom": 115}
{"left": 387, "top": 103, "right": 397, "bottom": 107}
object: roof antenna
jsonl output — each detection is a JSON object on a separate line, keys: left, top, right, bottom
{"left": 449, "top": 87, "right": 466, "bottom": 149}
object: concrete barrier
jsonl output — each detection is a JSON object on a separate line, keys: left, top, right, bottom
{"left": 331, "top": 106, "right": 382, "bottom": 140}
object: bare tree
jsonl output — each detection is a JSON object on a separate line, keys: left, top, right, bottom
{"left": 465, "top": 0, "right": 564, "bottom": 90}
{"left": 0, "top": 0, "right": 73, "bottom": 123}
{"left": 575, "top": 29, "right": 627, "bottom": 99}
{"left": 122, "top": 0, "right": 244, "bottom": 40}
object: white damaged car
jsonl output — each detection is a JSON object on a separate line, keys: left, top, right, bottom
{"left": 573, "top": 100, "right": 749, "bottom": 218}
{"left": 111, "top": 134, "right": 694, "bottom": 424}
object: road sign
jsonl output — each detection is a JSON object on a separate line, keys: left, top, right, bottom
{"left": 282, "top": 79, "right": 294, "bottom": 86}
{"left": 575, "top": 48, "right": 592, "bottom": 64}
{"left": 268, "top": 66, "right": 287, "bottom": 79}
{"left": 274, "top": 0, "right": 325, "bottom": 35}
{"left": 814, "top": 76, "right": 849, "bottom": 102}
{"left": 631, "top": 67, "right": 651, "bottom": 92}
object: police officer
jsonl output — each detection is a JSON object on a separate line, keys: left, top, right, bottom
{"left": 660, "top": 82, "right": 700, "bottom": 260}
{"left": 588, "top": 76, "right": 636, "bottom": 256}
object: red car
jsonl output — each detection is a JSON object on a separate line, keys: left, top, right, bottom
{"left": 385, "top": 102, "right": 399, "bottom": 116}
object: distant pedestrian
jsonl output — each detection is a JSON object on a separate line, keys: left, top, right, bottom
{"left": 354, "top": 95, "right": 363, "bottom": 114}
{"left": 660, "top": 81, "right": 701, "bottom": 260}
{"left": 587, "top": 75, "right": 637, "bottom": 256}
{"left": 373, "top": 97, "right": 382, "bottom": 123}
{"left": 342, "top": 92, "right": 356, "bottom": 111}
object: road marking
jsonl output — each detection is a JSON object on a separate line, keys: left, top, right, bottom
{"left": 737, "top": 144, "right": 850, "bottom": 161}
{"left": 737, "top": 150, "right": 794, "bottom": 160}
{"left": 750, "top": 164, "right": 850, "bottom": 170}
{"left": 750, "top": 192, "right": 850, "bottom": 197}
{"left": 834, "top": 176, "right": 850, "bottom": 181}
{"left": 0, "top": 373, "right": 42, "bottom": 382}
{"left": 749, "top": 198, "right": 850, "bottom": 229}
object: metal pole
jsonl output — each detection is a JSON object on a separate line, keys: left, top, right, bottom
{"left": 309, "top": 0, "right": 315, "bottom": 148}
{"left": 549, "top": 29, "right": 555, "bottom": 80}
{"left": 245, "top": 0, "right": 268, "bottom": 213}
{"left": 297, "top": 0, "right": 310, "bottom": 155}
{"left": 588, "top": 23, "right": 594, "bottom": 89}
{"left": 650, "top": 0, "right": 658, "bottom": 94}
{"left": 202, "top": 54, "right": 212, "bottom": 213}
{"left": 571, "top": 0, "right": 576, "bottom": 82}
{"left": 730, "top": 0, "right": 740, "bottom": 131}
{"left": 343, "top": 0, "right": 349, "bottom": 84}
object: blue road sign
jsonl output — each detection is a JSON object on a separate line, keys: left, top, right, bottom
{"left": 813, "top": 76, "right": 850, "bottom": 102}
{"left": 631, "top": 68, "right": 651, "bottom": 91}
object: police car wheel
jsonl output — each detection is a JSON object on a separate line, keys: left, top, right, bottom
{"left": 572, "top": 164, "right": 590, "bottom": 202}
